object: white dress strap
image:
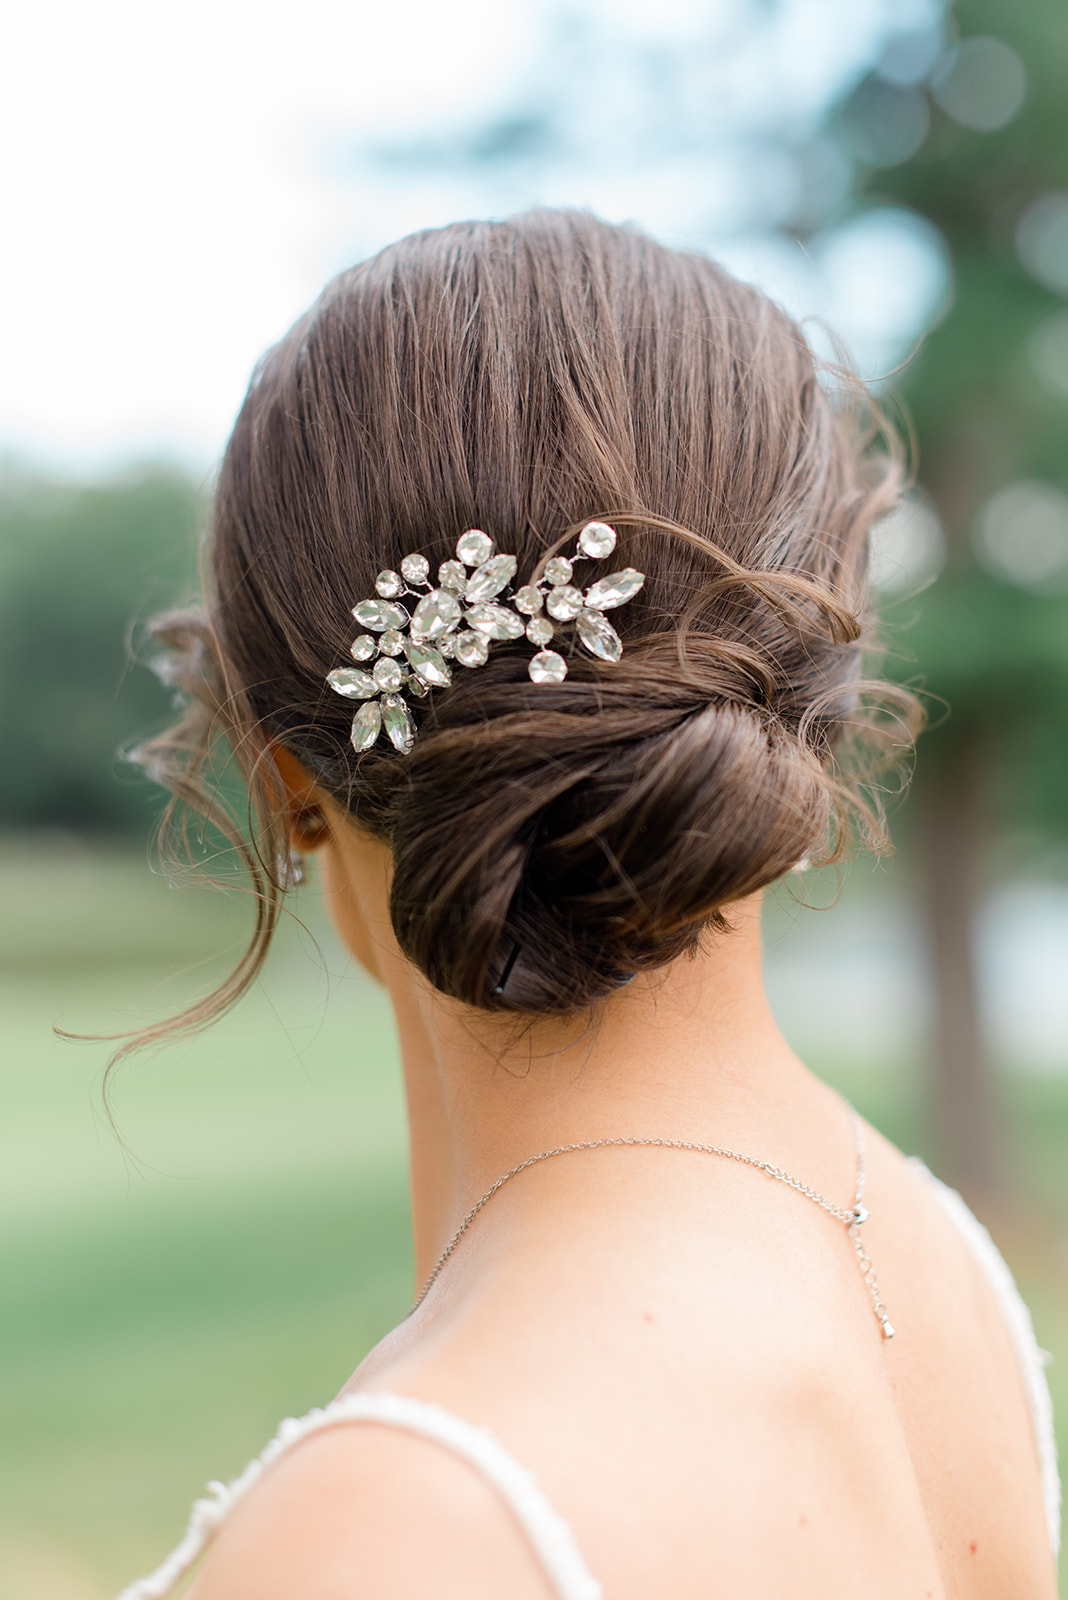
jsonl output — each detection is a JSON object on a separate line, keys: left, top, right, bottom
{"left": 911, "top": 1159, "right": 1061, "bottom": 1555}
{"left": 116, "top": 1390, "right": 602, "bottom": 1600}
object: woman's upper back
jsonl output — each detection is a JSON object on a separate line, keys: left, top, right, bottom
{"left": 139, "top": 1121, "right": 1057, "bottom": 1600}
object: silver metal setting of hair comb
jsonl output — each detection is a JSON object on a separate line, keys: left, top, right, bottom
{"left": 325, "top": 522, "right": 645, "bottom": 755}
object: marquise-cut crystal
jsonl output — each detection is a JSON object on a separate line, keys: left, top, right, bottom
{"left": 410, "top": 589, "right": 462, "bottom": 641}
{"left": 352, "top": 598, "right": 408, "bottom": 632}
{"left": 465, "top": 603, "right": 525, "bottom": 640}
{"left": 375, "top": 569, "right": 403, "bottom": 598}
{"left": 350, "top": 701, "right": 382, "bottom": 752}
{"left": 401, "top": 553, "right": 430, "bottom": 584}
{"left": 464, "top": 553, "right": 517, "bottom": 603}
{"left": 404, "top": 638, "right": 452, "bottom": 687}
{"left": 327, "top": 666, "right": 377, "bottom": 699}
{"left": 373, "top": 657, "right": 404, "bottom": 691}
{"left": 528, "top": 649, "right": 568, "bottom": 684}
{"left": 513, "top": 584, "right": 543, "bottom": 615}
{"left": 378, "top": 629, "right": 404, "bottom": 656}
{"left": 526, "top": 615, "right": 553, "bottom": 645}
{"left": 454, "top": 629, "right": 490, "bottom": 667}
{"left": 381, "top": 694, "right": 415, "bottom": 754}
{"left": 456, "top": 529, "right": 494, "bottom": 566}
{"left": 438, "top": 559, "right": 466, "bottom": 592}
{"left": 546, "top": 584, "right": 584, "bottom": 621}
{"left": 583, "top": 568, "right": 645, "bottom": 611}
{"left": 578, "top": 521, "right": 617, "bottom": 558}
{"left": 349, "top": 635, "right": 376, "bottom": 662}
{"left": 545, "top": 556, "right": 573, "bottom": 585}
{"left": 575, "top": 607, "right": 622, "bottom": 662}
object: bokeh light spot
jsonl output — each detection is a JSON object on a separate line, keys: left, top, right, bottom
{"left": 1029, "top": 309, "right": 1068, "bottom": 399}
{"left": 1016, "top": 193, "right": 1068, "bottom": 297}
{"left": 973, "top": 480, "right": 1068, "bottom": 589}
{"left": 869, "top": 493, "right": 946, "bottom": 594}
{"left": 930, "top": 35, "right": 1027, "bottom": 134}
{"left": 843, "top": 78, "right": 930, "bottom": 168}
{"left": 876, "top": 25, "right": 945, "bottom": 88}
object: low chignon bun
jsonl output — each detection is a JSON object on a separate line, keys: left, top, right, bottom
{"left": 130, "top": 209, "right": 916, "bottom": 1054}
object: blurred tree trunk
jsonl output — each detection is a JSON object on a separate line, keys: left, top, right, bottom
{"left": 915, "top": 728, "right": 1004, "bottom": 1201}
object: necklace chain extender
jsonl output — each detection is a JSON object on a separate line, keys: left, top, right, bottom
{"left": 411, "top": 1110, "right": 895, "bottom": 1340}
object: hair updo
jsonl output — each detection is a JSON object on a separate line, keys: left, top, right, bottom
{"left": 134, "top": 208, "right": 916, "bottom": 1047}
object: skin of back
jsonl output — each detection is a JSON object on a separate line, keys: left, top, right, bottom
{"left": 187, "top": 1118, "right": 1055, "bottom": 1599}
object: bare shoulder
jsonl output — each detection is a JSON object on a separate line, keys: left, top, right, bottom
{"left": 186, "top": 1418, "right": 554, "bottom": 1600}
{"left": 864, "top": 1117, "right": 1039, "bottom": 1392}
{"left": 862, "top": 1120, "right": 1057, "bottom": 1594}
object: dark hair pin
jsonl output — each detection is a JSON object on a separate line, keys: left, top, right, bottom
{"left": 325, "top": 522, "right": 645, "bottom": 755}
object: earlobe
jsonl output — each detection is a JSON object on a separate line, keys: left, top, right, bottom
{"left": 291, "top": 806, "right": 330, "bottom": 853}
{"left": 270, "top": 744, "right": 332, "bottom": 853}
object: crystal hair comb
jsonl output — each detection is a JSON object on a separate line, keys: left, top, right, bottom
{"left": 325, "top": 521, "right": 645, "bottom": 754}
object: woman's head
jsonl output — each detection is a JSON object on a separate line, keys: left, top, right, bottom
{"left": 140, "top": 209, "right": 913, "bottom": 1039}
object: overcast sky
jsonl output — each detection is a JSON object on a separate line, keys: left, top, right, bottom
{"left": 2, "top": 0, "right": 945, "bottom": 473}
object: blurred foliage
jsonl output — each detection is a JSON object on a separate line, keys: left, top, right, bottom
{"left": 832, "top": 0, "right": 1068, "bottom": 1187}
{"left": 0, "top": 468, "right": 202, "bottom": 833}
{"left": 1, "top": 3, "right": 1060, "bottom": 866}
{"left": 847, "top": 0, "right": 1068, "bottom": 849}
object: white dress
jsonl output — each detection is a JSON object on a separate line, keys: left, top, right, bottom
{"left": 117, "top": 1163, "right": 1060, "bottom": 1600}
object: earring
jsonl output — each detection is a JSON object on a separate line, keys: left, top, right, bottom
{"left": 277, "top": 849, "right": 305, "bottom": 891}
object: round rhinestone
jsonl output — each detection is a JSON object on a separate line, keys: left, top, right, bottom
{"left": 456, "top": 529, "right": 494, "bottom": 566}
{"left": 545, "top": 556, "right": 573, "bottom": 585}
{"left": 375, "top": 569, "right": 403, "bottom": 598}
{"left": 373, "top": 657, "right": 404, "bottom": 691}
{"left": 526, "top": 616, "right": 554, "bottom": 645}
{"left": 400, "top": 553, "right": 430, "bottom": 584}
{"left": 546, "top": 584, "right": 584, "bottom": 621}
{"left": 437, "top": 632, "right": 458, "bottom": 659}
{"left": 349, "top": 635, "right": 376, "bottom": 662}
{"left": 578, "top": 521, "right": 617, "bottom": 559}
{"left": 528, "top": 649, "right": 568, "bottom": 684}
{"left": 514, "top": 584, "right": 543, "bottom": 615}
{"left": 404, "top": 672, "right": 428, "bottom": 699}
{"left": 438, "top": 559, "right": 466, "bottom": 592}
{"left": 378, "top": 629, "right": 404, "bottom": 656}
{"left": 454, "top": 629, "right": 490, "bottom": 667}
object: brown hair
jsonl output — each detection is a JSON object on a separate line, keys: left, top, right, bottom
{"left": 131, "top": 209, "right": 916, "bottom": 1050}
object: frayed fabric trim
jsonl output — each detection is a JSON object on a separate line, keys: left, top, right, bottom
{"left": 911, "top": 1159, "right": 1061, "bottom": 1557}
{"left": 116, "top": 1390, "right": 602, "bottom": 1600}
{"left": 117, "top": 1168, "right": 1060, "bottom": 1595}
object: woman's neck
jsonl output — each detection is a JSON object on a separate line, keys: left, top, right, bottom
{"left": 383, "top": 894, "right": 835, "bottom": 1286}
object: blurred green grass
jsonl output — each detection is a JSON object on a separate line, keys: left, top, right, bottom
{"left": 1, "top": 841, "right": 1065, "bottom": 1597}
{"left": 0, "top": 841, "right": 412, "bottom": 1599}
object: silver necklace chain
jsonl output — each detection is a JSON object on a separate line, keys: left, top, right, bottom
{"left": 411, "top": 1111, "right": 895, "bottom": 1340}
